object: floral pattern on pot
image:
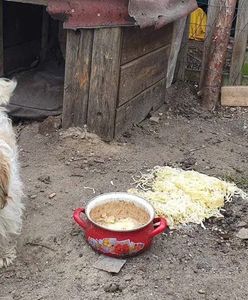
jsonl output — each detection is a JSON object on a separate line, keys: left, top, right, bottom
{"left": 88, "top": 237, "right": 145, "bottom": 255}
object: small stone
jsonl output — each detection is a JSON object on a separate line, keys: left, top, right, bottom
{"left": 94, "top": 158, "right": 105, "bottom": 164}
{"left": 237, "top": 221, "right": 247, "bottom": 228}
{"left": 104, "top": 283, "right": 122, "bottom": 293}
{"left": 123, "top": 274, "right": 133, "bottom": 281}
{"left": 49, "top": 193, "right": 56, "bottom": 199}
{"left": 236, "top": 228, "right": 248, "bottom": 240}
{"left": 38, "top": 176, "right": 51, "bottom": 184}
{"left": 150, "top": 116, "right": 160, "bottom": 124}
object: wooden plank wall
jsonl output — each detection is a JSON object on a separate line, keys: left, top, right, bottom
{"left": 115, "top": 24, "right": 173, "bottom": 135}
{"left": 87, "top": 27, "right": 122, "bottom": 141}
{"left": 63, "top": 24, "right": 173, "bottom": 140}
{"left": 62, "top": 29, "right": 94, "bottom": 129}
{"left": 229, "top": 0, "right": 248, "bottom": 85}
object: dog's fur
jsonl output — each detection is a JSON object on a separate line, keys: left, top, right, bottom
{"left": 0, "top": 78, "right": 24, "bottom": 268}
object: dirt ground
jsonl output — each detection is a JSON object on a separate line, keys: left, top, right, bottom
{"left": 1, "top": 82, "right": 248, "bottom": 300}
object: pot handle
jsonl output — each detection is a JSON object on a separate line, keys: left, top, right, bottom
{"left": 73, "top": 208, "right": 87, "bottom": 230}
{"left": 149, "top": 217, "right": 168, "bottom": 238}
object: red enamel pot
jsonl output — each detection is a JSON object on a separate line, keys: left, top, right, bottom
{"left": 73, "top": 193, "right": 168, "bottom": 258}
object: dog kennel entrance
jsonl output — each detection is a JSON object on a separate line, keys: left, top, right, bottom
{"left": 2, "top": 0, "right": 65, "bottom": 119}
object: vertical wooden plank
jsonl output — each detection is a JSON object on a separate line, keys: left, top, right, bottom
{"left": 0, "top": 0, "right": 3, "bottom": 76}
{"left": 199, "top": 0, "right": 221, "bottom": 90}
{"left": 229, "top": 0, "right": 248, "bottom": 85}
{"left": 40, "top": 7, "right": 49, "bottom": 63}
{"left": 166, "top": 16, "right": 187, "bottom": 88}
{"left": 62, "top": 29, "right": 93, "bottom": 128}
{"left": 87, "top": 27, "right": 122, "bottom": 141}
{"left": 176, "top": 16, "right": 190, "bottom": 81}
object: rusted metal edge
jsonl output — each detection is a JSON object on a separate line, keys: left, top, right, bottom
{"left": 47, "top": 0, "right": 134, "bottom": 29}
{"left": 47, "top": 0, "right": 198, "bottom": 29}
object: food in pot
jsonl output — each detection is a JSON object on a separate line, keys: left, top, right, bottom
{"left": 90, "top": 201, "right": 150, "bottom": 231}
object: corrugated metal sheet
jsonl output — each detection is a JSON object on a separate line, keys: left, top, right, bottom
{"left": 47, "top": 0, "right": 198, "bottom": 29}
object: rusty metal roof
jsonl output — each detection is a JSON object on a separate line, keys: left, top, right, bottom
{"left": 47, "top": 0, "right": 198, "bottom": 29}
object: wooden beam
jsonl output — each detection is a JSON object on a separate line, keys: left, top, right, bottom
{"left": 166, "top": 16, "right": 187, "bottom": 88}
{"left": 0, "top": 0, "right": 3, "bottom": 76}
{"left": 62, "top": 29, "right": 94, "bottom": 128}
{"left": 87, "top": 27, "right": 122, "bottom": 141}
{"left": 201, "top": 0, "right": 237, "bottom": 110}
{"left": 176, "top": 16, "right": 190, "bottom": 81}
{"left": 221, "top": 86, "right": 248, "bottom": 106}
{"left": 229, "top": 0, "right": 248, "bottom": 85}
{"left": 4, "top": 0, "right": 48, "bottom": 5}
{"left": 199, "top": 0, "right": 221, "bottom": 90}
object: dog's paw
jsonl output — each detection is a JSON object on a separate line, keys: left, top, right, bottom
{"left": 0, "top": 248, "right": 16, "bottom": 269}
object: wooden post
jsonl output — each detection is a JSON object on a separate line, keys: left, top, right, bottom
{"left": 176, "top": 16, "right": 190, "bottom": 81}
{"left": 201, "top": 0, "right": 237, "bottom": 110}
{"left": 87, "top": 27, "right": 122, "bottom": 141}
{"left": 62, "top": 29, "right": 94, "bottom": 128}
{"left": 199, "top": 0, "right": 221, "bottom": 91}
{"left": 0, "top": 0, "right": 3, "bottom": 76}
{"left": 166, "top": 16, "right": 187, "bottom": 88}
{"left": 229, "top": 0, "right": 248, "bottom": 85}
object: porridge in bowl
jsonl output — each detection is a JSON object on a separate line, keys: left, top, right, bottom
{"left": 89, "top": 200, "right": 150, "bottom": 231}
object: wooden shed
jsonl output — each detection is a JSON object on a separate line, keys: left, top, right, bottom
{"left": 1, "top": 0, "right": 197, "bottom": 140}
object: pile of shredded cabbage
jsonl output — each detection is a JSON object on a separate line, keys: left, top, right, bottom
{"left": 128, "top": 166, "right": 247, "bottom": 228}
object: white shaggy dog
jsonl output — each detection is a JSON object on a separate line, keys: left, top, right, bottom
{"left": 0, "top": 78, "right": 24, "bottom": 268}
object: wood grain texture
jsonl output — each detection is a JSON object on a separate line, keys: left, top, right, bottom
{"left": 176, "top": 16, "right": 190, "bottom": 81}
{"left": 115, "top": 79, "right": 165, "bottom": 136}
{"left": 87, "top": 27, "right": 122, "bottom": 141}
{"left": 62, "top": 29, "right": 93, "bottom": 128}
{"left": 199, "top": 0, "right": 220, "bottom": 90}
{"left": 0, "top": 0, "right": 3, "bottom": 76}
{"left": 119, "top": 45, "right": 169, "bottom": 106}
{"left": 166, "top": 17, "right": 187, "bottom": 88}
{"left": 221, "top": 86, "right": 248, "bottom": 106}
{"left": 121, "top": 23, "right": 173, "bottom": 65}
{"left": 229, "top": 0, "right": 248, "bottom": 85}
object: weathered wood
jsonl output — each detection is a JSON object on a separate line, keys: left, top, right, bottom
{"left": 62, "top": 29, "right": 93, "bottom": 128}
{"left": 229, "top": 0, "right": 248, "bottom": 85}
{"left": 166, "top": 17, "right": 187, "bottom": 88}
{"left": 201, "top": 0, "right": 237, "bottom": 110}
{"left": 0, "top": 0, "right": 3, "bottom": 76}
{"left": 40, "top": 7, "right": 49, "bottom": 62}
{"left": 221, "top": 86, "right": 248, "bottom": 106}
{"left": 119, "top": 45, "right": 169, "bottom": 106}
{"left": 87, "top": 27, "right": 122, "bottom": 141}
{"left": 115, "top": 79, "right": 165, "bottom": 136}
{"left": 4, "top": 0, "right": 47, "bottom": 5}
{"left": 176, "top": 16, "right": 190, "bottom": 81}
{"left": 121, "top": 23, "right": 173, "bottom": 65}
{"left": 199, "top": 0, "right": 221, "bottom": 90}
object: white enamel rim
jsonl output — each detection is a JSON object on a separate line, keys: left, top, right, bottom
{"left": 85, "top": 192, "right": 155, "bottom": 232}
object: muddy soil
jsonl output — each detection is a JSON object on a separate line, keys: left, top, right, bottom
{"left": 1, "top": 82, "right": 248, "bottom": 300}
